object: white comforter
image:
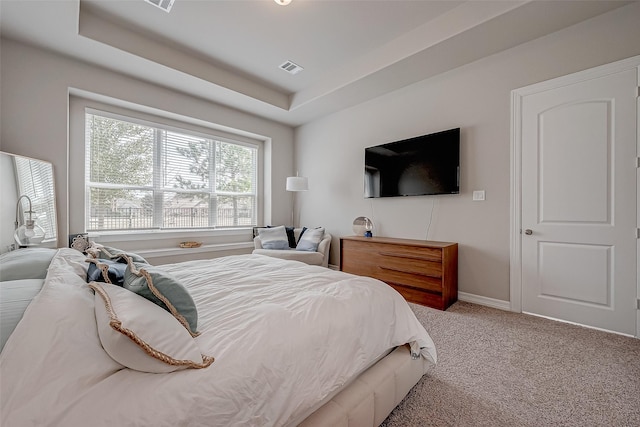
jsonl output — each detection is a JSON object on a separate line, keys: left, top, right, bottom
{"left": 1, "top": 249, "right": 436, "bottom": 427}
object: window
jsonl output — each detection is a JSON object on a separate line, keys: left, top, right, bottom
{"left": 85, "top": 110, "right": 258, "bottom": 232}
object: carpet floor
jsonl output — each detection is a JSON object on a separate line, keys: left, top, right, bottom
{"left": 381, "top": 301, "right": 640, "bottom": 427}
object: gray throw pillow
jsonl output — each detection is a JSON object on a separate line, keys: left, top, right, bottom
{"left": 296, "top": 227, "right": 325, "bottom": 252}
{"left": 123, "top": 263, "right": 198, "bottom": 336}
{"left": 258, "top": 225, "right": 290, "bottom": 250}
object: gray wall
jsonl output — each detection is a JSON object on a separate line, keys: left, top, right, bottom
{"left": 294, "top": 3, "right": 640, "bottom": 302}
{"left": 0, "top": 39, "right": 294, "bottom": 260}
{"left": 1, "top": 4, "right": 639, "bottom": 299}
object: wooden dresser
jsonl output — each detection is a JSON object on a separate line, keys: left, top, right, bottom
{"left": 340, "top": 236, "right": 458, "bottom": 310}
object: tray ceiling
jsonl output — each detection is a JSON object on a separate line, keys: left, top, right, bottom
{"left": 0, "top": 0, "right": 630, "bottom": 126}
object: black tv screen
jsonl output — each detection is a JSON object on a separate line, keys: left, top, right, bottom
{"left": 364, "top": 128, "right": 460, "bottom": 198}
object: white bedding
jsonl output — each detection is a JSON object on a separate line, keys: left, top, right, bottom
{"left": 0, "top": 249, "right": 436, "bottom": 427}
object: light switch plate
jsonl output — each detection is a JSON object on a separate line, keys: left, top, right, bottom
{"left": 472, "top": 190, "right": 485, "bottom": 201}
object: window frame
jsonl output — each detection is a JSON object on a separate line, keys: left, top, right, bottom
{"left": 69, "top": 97, "right": 264, "bottom": 241}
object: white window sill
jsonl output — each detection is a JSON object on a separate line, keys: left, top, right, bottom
{"left": 132, "top": 242, "right": 255, "bottom": 258}
{"left": 88, "top": 228, "right": 255, "bottom": 258}
{"left": 89, "top": 227, "right": 253, "bottom": 243}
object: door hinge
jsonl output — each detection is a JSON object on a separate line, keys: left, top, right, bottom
{"left": 637, "top": 299, "right": 640, "bottom": 310}
{"left": 637, "top": 228, "right": 640, "bottom": 239}
{"left": 637, "top": 86, "right": 640, "bottom": 97}
{"left": 636, "top": 157, "right": 640, "bottom": 168}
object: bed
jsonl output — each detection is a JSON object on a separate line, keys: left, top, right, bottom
{"left": 0, "top": 247, "right": 437, "bottom": 426}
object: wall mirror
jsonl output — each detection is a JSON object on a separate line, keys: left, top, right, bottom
{"left": 1, "top": 151, "right": 58, "bottom": 253}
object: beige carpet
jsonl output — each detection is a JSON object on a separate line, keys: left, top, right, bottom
{"left": 381, "top": 301, "right": 640, "bottom": 427}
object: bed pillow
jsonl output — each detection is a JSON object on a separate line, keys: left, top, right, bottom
{"left": 89, "top": 282, "right": 214, "bottom": 373}
{"left": 296, "top": 227, "right": 325, "bottom": 252}
{"left": 257, "top": 226, "right": 290, "bottom": 250}
{"left": 123, "top": 263, "right": 198, "bottom": 336}
{"left": 0, "top": 248, "right": 56, "bottom": 282}
{"left": 86, "top": 259, "right": 128, "bottom": 285}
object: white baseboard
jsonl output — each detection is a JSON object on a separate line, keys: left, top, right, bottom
{"left": 458, "top": 292, "right": 511, "bottom": 311}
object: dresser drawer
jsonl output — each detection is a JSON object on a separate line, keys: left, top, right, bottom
{"left": 343, "top": 255, "right": 443, "bottom": 292}
{"left": 341, "top": 240, "right": 442, "bottom": 273}
{"left": 385, "top": 283, "right": 449, "bottom": 310}
{"left": 377, "top": 244, "right": 442, "bottom": 262}
{"left": 376, "top": 267, "right": 443, "bottom": 292}
{"left": 377, "top": 254, "right": 442, "bottom": 278}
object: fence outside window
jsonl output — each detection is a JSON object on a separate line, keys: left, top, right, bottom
{"left": 87, "top": 206, "right": 254, "bottom": 230}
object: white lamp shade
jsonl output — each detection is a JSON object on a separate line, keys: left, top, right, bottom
{"left": 286, "top": 176, "right": 308, "bottom": 192}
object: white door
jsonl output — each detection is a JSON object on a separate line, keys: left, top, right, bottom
{"left": 520, "top": 67, "right": 638, "bottom": 336}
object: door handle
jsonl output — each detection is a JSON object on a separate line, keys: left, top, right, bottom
{"left": 524, "top": 229, "right": 533, "bottom": 235}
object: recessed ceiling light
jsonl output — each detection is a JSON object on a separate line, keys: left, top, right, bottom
{"left": 274, "top": 0, "right": 292, "bottom": 5}
{"left": 144, "top": 0, "right": 176, "bottom": 13}
{"left": 279, "top": 60, "right": 303, "bottom": 75}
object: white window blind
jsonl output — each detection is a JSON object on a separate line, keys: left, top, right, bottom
{"left": 85, "top": 110, "right": 258, "bottom": 232}
{"left": 14, "top": 157, "right": 58, "bottom": 241}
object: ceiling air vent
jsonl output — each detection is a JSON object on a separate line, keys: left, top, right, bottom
{"left": 279, "top": 60, "right": 304, "bottom": 75}
{"left": 144, "top": 0, "right": 176, "bottom": 13}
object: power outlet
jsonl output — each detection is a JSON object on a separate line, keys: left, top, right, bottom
{"left": 472, "top": 190, "right": 486, "bottom": 201}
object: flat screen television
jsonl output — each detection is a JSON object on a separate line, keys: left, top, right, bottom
{"left": 364, "top": 128, "right": 460, "bottom": 198}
